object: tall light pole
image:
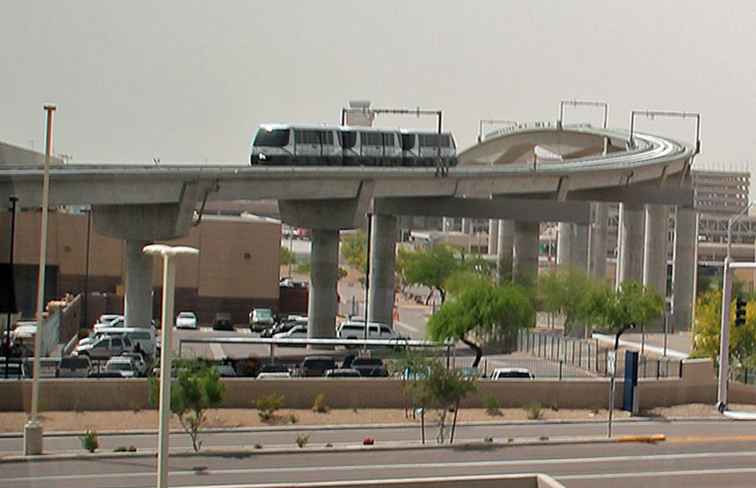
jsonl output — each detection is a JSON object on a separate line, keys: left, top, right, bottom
{"left": 143, "top": 244, "right": 199, "bottom": 488}
{"left": 717, "top": 202, "right": 754, "bottom": 413}
{"left": 24, "top": 104, "right": 55, "bottom": 455}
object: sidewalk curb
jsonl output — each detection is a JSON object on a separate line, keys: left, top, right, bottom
{"left": 0, "top": 434, "right": 666, "bottom": 464}
{"left": 0, "top": 416, "right": 732, "bottom": 439}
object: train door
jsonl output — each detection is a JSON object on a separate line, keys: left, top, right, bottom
{"left": 341, "top": 130, "right": 358, "bottom": 166}
{"left": 360, "top": 131, "right": 382, "bottom": 165}
{"left": 401, "top": 133, "right": 418, "bottom": 166}
{"left": 294, "top": 129, "right": 323, "bottom": 165}
{"left": 382, "top": 132, "right": 400, "bottom": 166}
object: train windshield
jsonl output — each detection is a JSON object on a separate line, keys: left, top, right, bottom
{"left": 253, "top": 128, "right": 290, "bottom": 147}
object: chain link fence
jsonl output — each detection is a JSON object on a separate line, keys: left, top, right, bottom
{"left": 517, "top": 329, "right": 682, "bottom": 379}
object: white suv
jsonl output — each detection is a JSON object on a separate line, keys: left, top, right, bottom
{"left": 336, "top": 320, "right": 404, "bottom": 341}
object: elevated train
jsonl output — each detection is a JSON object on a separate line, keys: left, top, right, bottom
{"left": 250, "top": 124, "right": 457, "bottom": 167}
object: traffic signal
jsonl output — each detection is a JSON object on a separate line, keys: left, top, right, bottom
{"left": 735, "top": 297, "right": 747, "bottom": 328}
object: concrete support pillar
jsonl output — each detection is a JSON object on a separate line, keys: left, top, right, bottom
{"left": 589, "top": 202, "right": 608, "bottom": 280}
{"left": 442, "top": 217, "right": 453, "bottom": 232}
{"left": 497, "top": 220, "right": 515, "bottom": 284}
{"left": 368, "top": 214, "right": 397, "bottom": 327}
{"left": 573, "top": 223, "right": 589, "bottom": 273}
{"left": 124, "top": 240, "right": 153, "bottom": 327}
{"left": 307, "top": 229, "right": 339, "bottom": 340}
{"left": 557, "top": 222, "right": 588, "bottom": 273}
{"left": 513, "top": 221, "right": 539, "bottom": 287}
{"left": 617, "top": 203, "right": 645, "bottom": 286}
{"left": 557, "top": 222, "right": 572, "bottom": 268}
{"left": 672, "top": 207, "right": 698, "bottom": 330}
{"left": 643, "top": 204, "right": 669, "bottom": 297}
{"left": 488, "top": 219, "right": 499, "bottom": 256}
{"left": 461, "top": 218, "right": 472, "bottom": 234}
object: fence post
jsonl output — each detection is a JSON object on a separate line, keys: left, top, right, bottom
{"left": 556, "top": 337, "right": 561, "bottom": 361}
{"left": 643, "top": 356, "right": 647, "bottom": 378}
{"left": 559, "top": 360, "right": 563, "bottom": 380}
{"left": 578, "top": 342, "right": 582, "bottom": 368}
{"left": 746, "top": 368, "right": 749, "bottom": 385}
{"left": 595, "top": 343, "right": 599, "bottom": 372}
{"left": 656, "top": 361, "right": 660, "bottom": 380}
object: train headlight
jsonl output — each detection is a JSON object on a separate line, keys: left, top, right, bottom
{"left": 258, "top": 153, "right": 267, "bottom": 161}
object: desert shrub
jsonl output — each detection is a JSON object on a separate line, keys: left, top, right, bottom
{"left": 482, "top": 394, "right": 501, "bottom": 416}
{"left": 256, "top": 393, "right": 284, "bottom": 422}
{"left": 312, "top": 393, "right": 329, "bottom": 413}
{"left": 296, "top": 433, "right": 310, "bottom": 448}
{"left": 525, "top": 402, "right": 543, "bottom": 420}
{"left": 80, "top": 429, "right": 99, "bottom": 453}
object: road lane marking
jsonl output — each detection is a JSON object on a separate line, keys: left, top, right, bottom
{"left": 5, "top": 450, "right": 756, "bottom": 484}
{"left": 668, "top": 434, "right": 756, "bottom": 444}
{"left": 558, "top": 466, "right": 756, "bottom": 481}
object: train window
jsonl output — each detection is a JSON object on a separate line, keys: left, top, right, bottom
{"left": 253, "top": 128, "right": 290, "bottom": 147}
{"left": 419, "top": 134, "right": 450, "bottom": 148}
{"left": 296, "top": 130, "right": 322, "bottom": 145}
{"left": 341, "top": 131, "right": 356, "bottom": 149}
{"left": 361, "top": 132, "right": 382, "bottom": 146}
{"left": 401, "top": 134, "right": 415, "bottom": 151}
{"left": 383, "top": 133, "right": 395, "bottom": 146}
{"left": 322, "top": 131, "right": 334, "bottom": 145}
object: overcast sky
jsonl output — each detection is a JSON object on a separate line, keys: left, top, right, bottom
{"left": 1, "top": 1, "right": 754, "bottom": 178}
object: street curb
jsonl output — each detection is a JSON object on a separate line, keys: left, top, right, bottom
{"left": 0, "top": 416, "right": 730, "bottom": 440}
{"left": 0, "top": 434, "right": 667, "bottom": 464}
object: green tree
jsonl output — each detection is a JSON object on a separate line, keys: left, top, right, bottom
{"left": 428, "top": 278, "right": 534, "bottom": 367}
{"left": 341, "top": 230, "right": 367, "bottom": 275}
{"left": 149, "top": 359, "right": 225, "bottom": 452}
{"left": 692, "top": 290, "right": 756, "bottom": 367}
{"left": 401, "top": 244, "right": 460, "bottom": 304}
{"left": 538, "top": 268, "right": 613, "bottom": 336}
{"left": 400, "top": 356, "right": 476, "bottom": 444}
{"left": 280, "top": 246, "right": 296, "bottom": 267}
{"left": 601, "top": 281, "right": 664, "bottom": 333}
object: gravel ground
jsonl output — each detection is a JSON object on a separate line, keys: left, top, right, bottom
{"left": 4, "top": 403, "right": 745, "bottom": 434}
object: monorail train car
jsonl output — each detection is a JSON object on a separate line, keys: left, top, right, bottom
{"left": 250, "top": 124, "right": 457, "bottom": 167}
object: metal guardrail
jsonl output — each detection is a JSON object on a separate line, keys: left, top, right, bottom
{"left": 178, "top": 336, "right": 452, "bottom": 359}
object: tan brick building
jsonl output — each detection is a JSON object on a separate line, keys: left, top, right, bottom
{"left": 0, "top": 211, "right": 281, "bottom": 325}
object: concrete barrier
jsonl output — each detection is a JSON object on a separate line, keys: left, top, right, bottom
{"left": 0, "top": 360, "right": 716, "bottom": 412}
{"left": 216, "top": 474, "right": 564, "bottom": 488}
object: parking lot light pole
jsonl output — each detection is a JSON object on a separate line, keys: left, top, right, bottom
{"left": 143, "top": 244, "right": 199, "bottom": 488}
{"left": 24, "top": 104, "right": 55, "bottom": 456}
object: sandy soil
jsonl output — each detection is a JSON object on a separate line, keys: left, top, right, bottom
{"left": 2, "top": 403, "right": 741, "bottom": 433}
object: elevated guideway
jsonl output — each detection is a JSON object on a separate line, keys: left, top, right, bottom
{"left": 0, "top": 122, "right": 699, "bottom": 335}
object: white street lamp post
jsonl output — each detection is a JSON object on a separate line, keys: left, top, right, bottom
{"left": 24, "top": 104, "right": 55, "bottom": 455}
{"left": 143, "top": 244, "right": 199, "bottom": 488}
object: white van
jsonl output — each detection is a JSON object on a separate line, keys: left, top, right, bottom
{"left": 336, "top": 320, "right": 403, "bottom": 341}
{"left": 83, "top": 327, "right": 157, "bottom": 356}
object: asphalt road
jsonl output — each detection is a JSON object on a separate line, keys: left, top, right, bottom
{"left": 4, "top": 434, "right": 756, "bottom": 487}
{"left": 2, "top": 419, "right": 755, "bottom": 458}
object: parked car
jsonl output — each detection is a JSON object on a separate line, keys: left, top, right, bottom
{"left": 212, "top": 313, "right": 234, "bottom": 331}
{"left": 87, "top": 371, "right": 125, "bottom": 379}
{"left": 336, "top": 320, "right": 405, "bottom": 341}
{"left": 56, "top": 356, "right": 91, "bottom": 378}
{"left": 213, "top": 363, "right": 238, "bottom": 377}
{"left": 351, "top": 357, "right": 388, "bottom": 377}
{"left": 175, "top": 311, "right": 198, "bottom": 330}
{"left": 273, "top": 324, "right": 308, "bottom": 343}
{"left": 324, "top": 368, "right": 361, "bottom": 378}
{"left": 90, "top": 327, "right": 157, "bottom": 357}
{"left": 299, "top": 356, "right": 336, "bottom": 377}
{"left": 249, "top": 308, "right": 275, "bottom": 333}
{"left": 74, "top": 335, "right": 133, "bottom": 361}
{"left": 119, "top": 352, "right": 148, "bottom": 376}
{"left": 95, "top": 314, "right": 123, "bottom": 326}
{"left": 256, "top": 363, "right": 291, "bottom": 379}
{"left": 490, "top": 368, "right": 535, "bottom": 380}
{"left": 262, "top": 316, "right": 307, "bottom": 338}
{"left": 94, "top": 316, "right": 125, "bottom": 333}
{"left": 104, "top": 356, "right": 139, "bottom": 378}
